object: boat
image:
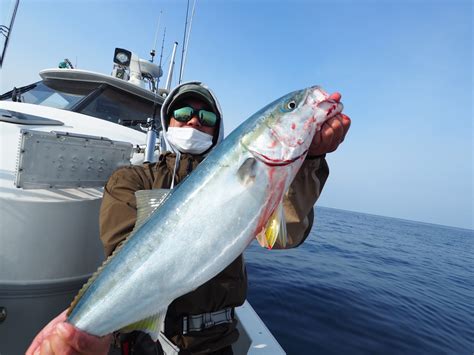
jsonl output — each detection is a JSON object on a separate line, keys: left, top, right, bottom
{"left": 0, "top": 46, "right": 285, "bottom": 354}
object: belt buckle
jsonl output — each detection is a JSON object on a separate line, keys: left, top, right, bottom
{"left": 202, "top": 320, "right": 214, "bottom": 330}
{"left": 202, "top": 312, "right": 214, "bottom": 330}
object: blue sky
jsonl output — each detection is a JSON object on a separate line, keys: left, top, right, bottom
{"left": 1, "top": 0, "right": 472, "bottom": 229}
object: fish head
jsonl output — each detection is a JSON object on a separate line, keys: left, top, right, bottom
{"left": 241, "top": 86, "right": 343, "bottom": 166}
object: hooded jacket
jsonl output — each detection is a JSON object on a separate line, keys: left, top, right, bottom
{"left": 161, "top": 81, "right": 225, "bottom": 155}
{"left": 100, "top": 82, "right": 329, "bottom": 353}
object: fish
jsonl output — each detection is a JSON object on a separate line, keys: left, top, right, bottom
{"left": 66, "top": 85, "right": 343, "bottom": 340}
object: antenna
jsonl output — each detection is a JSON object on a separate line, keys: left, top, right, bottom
{"left": 158, "top": 28, "right": 166, "bottom": 70}
{"left": 150, "top": 10, "right": 162, "bottom": 63}
{"left": 156, "top": 27, "right": 166, "bottom": 89}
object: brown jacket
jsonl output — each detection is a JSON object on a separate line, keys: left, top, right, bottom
{"left": 100, "top": 152, "right": 329, "bottom": 353}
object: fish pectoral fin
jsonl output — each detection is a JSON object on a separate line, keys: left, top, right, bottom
{"left": 256, "top": 202, "right": 288, "bottom": 250}
{"left": 134, "top": 189, "right": 171, "bottom": 229}
{"left": 120, "top": 308, "right": 167, "bottom": 342}
{"left": 237, "top": 157, "right": 257, "bottom": 186}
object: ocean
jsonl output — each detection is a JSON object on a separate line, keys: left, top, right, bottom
{"left": 244, "top": 207, "right": 473, "bottom": 355}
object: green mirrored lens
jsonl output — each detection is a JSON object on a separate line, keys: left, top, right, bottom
{"left": 173, "top": 106, "right": 217, "bottom": 126}
{"left": 173, "top": 107, "right": 193, "bottom": 122}
{"left": 199, "top": 110, "right": 217, "bottom": 127}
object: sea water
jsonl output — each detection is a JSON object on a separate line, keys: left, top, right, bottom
{"left": 245, "top": 207, "right": 473, "bottom": 355}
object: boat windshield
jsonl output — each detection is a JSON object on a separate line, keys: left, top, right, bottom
{"left": 1, "top": 79, "right": 156, "bottom": 131}
{"left": 2, "top": 80, "right": 99, "bottom": 110}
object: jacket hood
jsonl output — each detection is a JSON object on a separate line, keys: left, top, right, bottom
{"left": 160, "top": 81, "right": 224, "bottom": 155}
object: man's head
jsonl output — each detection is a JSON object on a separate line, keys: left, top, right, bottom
{"left": 161, "top": 82, "right": 224, "bottom": 155}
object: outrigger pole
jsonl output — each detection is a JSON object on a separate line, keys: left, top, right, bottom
{"left": 0, "top": 0, "right": 20, "bottom": 68}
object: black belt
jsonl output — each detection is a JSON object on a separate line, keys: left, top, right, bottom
{"left": 182, "top": 307, "right": 235, "bottom": 335}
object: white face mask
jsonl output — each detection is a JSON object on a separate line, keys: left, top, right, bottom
{"left": 166, "top": 127, "right": 214, "bottom": 154}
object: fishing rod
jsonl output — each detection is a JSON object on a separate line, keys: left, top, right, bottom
{"left": 178, "top": 0, "right": 197, "bottom": 84}
{"left": 181, "top": 0, "right": 196, "bottom": 83}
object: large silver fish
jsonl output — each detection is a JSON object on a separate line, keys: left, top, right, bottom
{"left": 67, "top": 86, "right": 343, "bottom": 340}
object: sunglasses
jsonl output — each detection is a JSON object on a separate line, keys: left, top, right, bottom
{"left": 172, "top": 106, "right": 218, "bottom": 127}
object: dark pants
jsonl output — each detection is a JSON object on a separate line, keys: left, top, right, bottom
{"left": 209, "top": 345, "right": 233, "bottom": 355}
{"left": 109, "top": 332, "right": 233, "bottom": 355}
{"left": 109, "top": 331, "right": 163, "bottom": 355}
{"left": 178, "top": 345, "right": 233, "bottom": 355}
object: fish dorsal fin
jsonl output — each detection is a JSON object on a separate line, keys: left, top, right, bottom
{"left": 68, "top": 189, "right": 171, "bottom": 317}
{"left": 134, "top": 189, "right": 170, "bottom": 230}
{"left": 120, "top": 308, "right": 168, "bottom": 341}
{"left": 256, "top": 202, "right": 288, "bottom": 249}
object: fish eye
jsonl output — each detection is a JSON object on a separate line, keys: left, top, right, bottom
{"left": 286, "top": 101, "right": 297, "bottom": 110}
{"left": 279, "top": 96, "right": 300, "bottom": 113}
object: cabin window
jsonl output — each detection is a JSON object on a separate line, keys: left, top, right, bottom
{"left": 77, "top": 86, "right": 154, "bottom": 131}
{"left": 1, "top": 79, "right": 156, "bottom": 132}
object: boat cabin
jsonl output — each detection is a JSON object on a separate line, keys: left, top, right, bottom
{"left": 0, "top": 68, "right": 164, "bottom": 131}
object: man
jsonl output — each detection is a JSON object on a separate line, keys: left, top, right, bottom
{"left": 27, "top": 82, "right": 351, "bottom": 355}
